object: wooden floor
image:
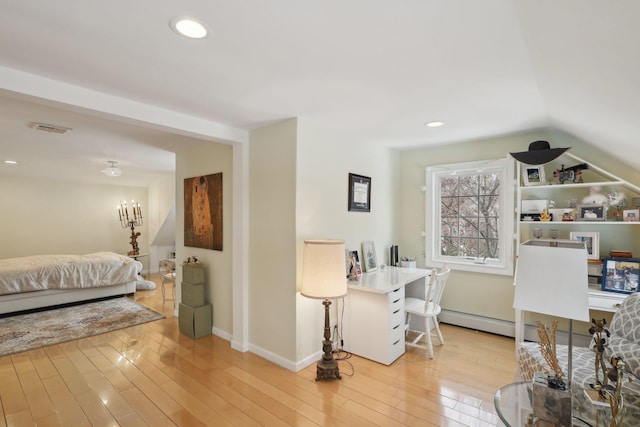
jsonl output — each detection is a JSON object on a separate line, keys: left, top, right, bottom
{"left": 0, "top": 274, "right": 518, "bottom": 426}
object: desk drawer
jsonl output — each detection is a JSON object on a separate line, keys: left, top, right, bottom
{"left": 388, "top": 286, "right": 404, "bottom": 305}
{"left": 589, "top": 294, "right": 624, "bottom": 312}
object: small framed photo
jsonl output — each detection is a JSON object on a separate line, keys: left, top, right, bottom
{"left": 522, "top": 165, "right": 546, "bottom": 186}
{"left": 345, "top": 250, "right": 362, "bottom": 280}
{"left": 361, "top": 241, "right": 377, "bottom": 272}
{"left": 601, "top": 258, "right": 640, "bottom": 294}
{"left": 348, "top": 173, "right": 371, "bottom": 212}
{"left": 570, "top": 231, "right": 600, "bottom": 260}
{"left": 623, "top": 209, "right": 639, "bottom": 222}
{"left": 577, "top": 204, "right": 606, "bottom": 221}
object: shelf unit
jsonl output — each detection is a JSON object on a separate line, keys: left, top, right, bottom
{"left": 516, "top": 151, "right": 640, "bottom": 250}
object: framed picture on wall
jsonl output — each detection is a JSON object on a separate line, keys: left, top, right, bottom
{"left": 348, "top": 173, "right": 371, "bottom": 212}
{"left": 569, "top": 231, "right": 600, "bottom": 260}
{"left": 361, "top": 241, "right": 377, "bottom": 272}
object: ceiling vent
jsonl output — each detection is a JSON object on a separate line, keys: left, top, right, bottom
{"left": 30, "top": 122, "right": 72, "bottom": 135}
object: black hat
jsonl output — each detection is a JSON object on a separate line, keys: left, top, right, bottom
{"left": 510, "top": 141, "right": 569, "bottom": 165}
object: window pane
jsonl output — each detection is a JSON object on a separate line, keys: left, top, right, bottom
{"left": 441, "top": 197, "right": 458, "bottom": 217}
{"left": 441, "top": 237, "right": 459, "bottom": 256}
{"left": 459, "top": 237, "right": 480, "bottom": 257}
{"left": 459, "top": 175, "right": 479, "bottom": 196}
{"left": 479, "top": 238, "right": 499, "bottom": 259}
{"left": 440, "top": 177, "right": 458, "bottom": 194}
{"left": 441, "top": 218, "right": 459, "bottom": 237}
{"left": 459, "top": 197, "right": 479, "bottom": 218}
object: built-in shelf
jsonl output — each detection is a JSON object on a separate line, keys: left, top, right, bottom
{"left": 520, "top": 221, "right": 640, "bottom": 225}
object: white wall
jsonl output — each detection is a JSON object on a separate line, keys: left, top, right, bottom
{"left": 176, "top": 141, "right": 234, "bottom": 333}
{"left": 0, "top": 175, "right": 148, "bottom": 260}
{"left": 295, "top": 120, "right": 399, "bottom": 363}
{"left": 248, "top": 119, "right": 298, "bottom": 361}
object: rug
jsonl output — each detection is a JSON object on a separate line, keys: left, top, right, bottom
{"left": 0, "top": 297, "right": 165, "bottom": 357}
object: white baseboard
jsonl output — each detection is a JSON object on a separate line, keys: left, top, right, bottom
{"left": 440, "top": 309, "right": 591, "bottom": 347}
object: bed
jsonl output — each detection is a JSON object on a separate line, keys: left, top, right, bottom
{"left": 0, "top": 252, "right": 141, "bottom": 314}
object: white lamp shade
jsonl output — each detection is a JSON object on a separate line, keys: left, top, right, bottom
{"left": 301, "top": 239, "right": 347, "bottom": 299}
{"left": 513, "top": 239, "right": 590, "bottom": 322}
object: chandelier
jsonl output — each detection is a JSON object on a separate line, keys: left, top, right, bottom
{"left": 102, "top": 161, "right": 122, "bottom": 177}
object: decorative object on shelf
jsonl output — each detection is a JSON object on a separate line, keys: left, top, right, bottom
{"left": 346, "top": 250, "right": 362, "bottom": 280}
{"left": 532, "top": 228, "right": 543, "bottom": 239}
{"left": 361, "top": 240, "right": 377, "bottom": 272}
{"left": 510, "top": 140, "right": 569, "bottom": 165}
{"left": 623, "top": 209, "right": 639, "bottom": 222}
{"left": 184, "top": 173, "right": 223, "bottom": 251}
{"left": 578, "top": 204, "right": 606, "bottom": 221}
{"left": 609, "top": 250, "right": 633, "bottom": 258}
{"left": 549, "top": 229, "right": 559, "bottom": 239}
{"left": 539, "top": 208, "right": 551, "bottom": 221}
{"left": 570, "top": 231, "right": 600, "bottom": 260}
{"left": 182, "top": 256, "right": 203, "bottom": 267}
{"left": 601, "top": 257, "right": 640, "bottom": 294}
{"left": 552, "top": 162, "right": 588, "bottom": 184}
{"left": 348, "top": 173, "right": 371, "bottom": 212}
{"left": 300, "top": 239, "right": 348, "bottom": 381}
{"left": 607, "top": 188, "right": 628, "bottom": 221}
{"left": 522, "top": 165, "right": 546, "bottom": 186}
{"left": 118, "top": 200, "right": 143, "bottom": 256}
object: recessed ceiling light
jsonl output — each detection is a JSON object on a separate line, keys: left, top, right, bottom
{"left": 169, "top": 16, "right": 209, "bottom": 39}
{"left": 4, "top": 160, "right": 17, "bottom": 164}
{"left": 425, "top": 121, "right": 445, "bottom": 127}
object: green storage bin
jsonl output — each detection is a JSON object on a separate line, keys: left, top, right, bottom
{"left": 182, "top": 264, "right": 205, "bottom": 284}
{"left": 182, "top": 281, "right": 205, "bottom": 307}
{"left": 179, "top": 303, "right": 212, "bottom": 339}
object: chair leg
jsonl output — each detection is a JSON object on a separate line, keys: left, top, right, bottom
{"left": 424, "top": 317, "right": 434, "bottom": 358}
{"left": 433, "top": 316, "right": 444, "bottom": 345}
{"left": 405, "top": 312, "right": 411, "bottom": 336}
{"left": 161, "top": 281, "right": 166, "bottom": 309}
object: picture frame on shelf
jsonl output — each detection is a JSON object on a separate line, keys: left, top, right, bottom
{"left": 345, "top": 249, "right": 362, "bottom": 280}
{"left": 623, "top": 209, "right": 639, "bottom": 222}
{"left": 361, "top": 241, "right": 377, "bottom": 272}
{"left": 522, "top": 165, "right": 546, "bottom": 186}
{"left": 348, "top": 173, "right": 371, "bottom": 212}
{"left": 569, "top": 231, "right": 600, "bottom": 260}
{"left": 577, "top": 204, "right": 606, "bottom": 221}
{"left": 601, "top": 258, "right": 640, "bottom": 294}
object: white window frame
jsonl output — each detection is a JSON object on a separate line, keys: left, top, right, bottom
{"left": 425, "top": 157, "right": 515, "bottom": 276}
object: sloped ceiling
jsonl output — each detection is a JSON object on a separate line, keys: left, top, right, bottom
{"left": 1, "top": 0, "right": 639, "bottom": 186}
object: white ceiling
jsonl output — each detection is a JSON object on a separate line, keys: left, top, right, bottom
{"left": 1, "top": 1, "right": 639, "bottom": 186}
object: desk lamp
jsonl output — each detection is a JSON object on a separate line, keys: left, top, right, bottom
{"left": 301, "top": 239, "right": 347, "bottom": 381}
{"left": 513, "top": 239, "right": 590, "bottom": 387}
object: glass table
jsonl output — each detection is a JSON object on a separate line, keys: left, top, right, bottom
{"left": 495, "top": 381, "right": 639, "bottom": 426}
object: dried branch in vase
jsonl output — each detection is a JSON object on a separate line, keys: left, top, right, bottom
{"left": 536, "top": 321, "right": 565, "bottom": 387}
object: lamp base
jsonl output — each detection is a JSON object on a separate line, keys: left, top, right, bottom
{"left": 315, "top": 341, "right": 341, "bottom": 381}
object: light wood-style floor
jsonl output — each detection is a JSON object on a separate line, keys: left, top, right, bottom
{"left": 0, "top": 274, "right": 518, "bottom": 426}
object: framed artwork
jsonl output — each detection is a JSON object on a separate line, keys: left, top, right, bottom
{"left": 361, "top": 241, "right": 377, "bottom": 272}
{"left": 346, "top": 250, "right": 362, "bottom": 280}
{"left": 577, "top": 204, "right": 606, "bottom": 221}
{"left": 522, "top": 165, "right": 546, "bottom": 186}
{"left": 348, "top": 173, "right": 371, "bottom": 212}
{"left": 623, "top": 209, "right": 639, "bottom": 222}
{"left": 569, "top": 231, "right": 600, "bottom": 260}
{"left": 601, "top": 258, "right": 640, "bottom": 294}
{"left": 184, "top": 173, "right": 223, "bottom": 251}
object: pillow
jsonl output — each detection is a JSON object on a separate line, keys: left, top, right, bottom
{"left": 136, "top": 280, "right": 156, "bottom": 291}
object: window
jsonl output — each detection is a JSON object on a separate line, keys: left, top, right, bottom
{"left": 425, "top": 158, "right": 514, "bottom": 275}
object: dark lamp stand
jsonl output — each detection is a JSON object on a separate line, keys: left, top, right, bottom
{"left": 315, "top": 299, "right": 341, "bottom": 381}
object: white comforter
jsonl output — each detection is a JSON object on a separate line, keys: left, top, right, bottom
{"left": 0, "top": 252, "right": 139, "bottom": 296}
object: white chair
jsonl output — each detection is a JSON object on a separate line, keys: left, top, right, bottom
{"left": 404, "top": 266, "right": 451, "bottom": 358}
{"left": 159, "top": 259, "right": 176, "bottom": 309}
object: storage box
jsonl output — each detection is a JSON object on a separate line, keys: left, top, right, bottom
{"left": 521, "top": 199, "right": 549, "bottom": 214}
{"left": 179, "top": 303, "right": 212, "bottom": 339}
{"left": 182, "top": 281, "right": 205, "bottom": 307}
{"left": 182, "top": 264, "right": 205, "bottom": 284}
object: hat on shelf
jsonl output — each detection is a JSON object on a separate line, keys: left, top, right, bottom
{"left": 509, "top": 141, "right": 570, "bottom": 165}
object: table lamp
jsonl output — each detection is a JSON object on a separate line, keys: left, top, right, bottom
{"left": 514, "top": 239, "right": 590, "bottom": 386}
{"left": 514, "top": 239, "right": 590, "bottom": 424}
{"left": 301, "top": 239, "right": 347, "bottom": 381}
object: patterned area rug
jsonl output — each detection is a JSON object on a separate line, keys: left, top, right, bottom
{"left": 0, "top": 297, "right": 164, "bottom": 357}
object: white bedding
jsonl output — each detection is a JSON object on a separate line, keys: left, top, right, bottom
{"left": 0, "top": 252, "right": 139, "bottom": 296}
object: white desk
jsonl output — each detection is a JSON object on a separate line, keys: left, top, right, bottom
{"left": 342, "top": 267, "right": 430, "bottom": 365}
